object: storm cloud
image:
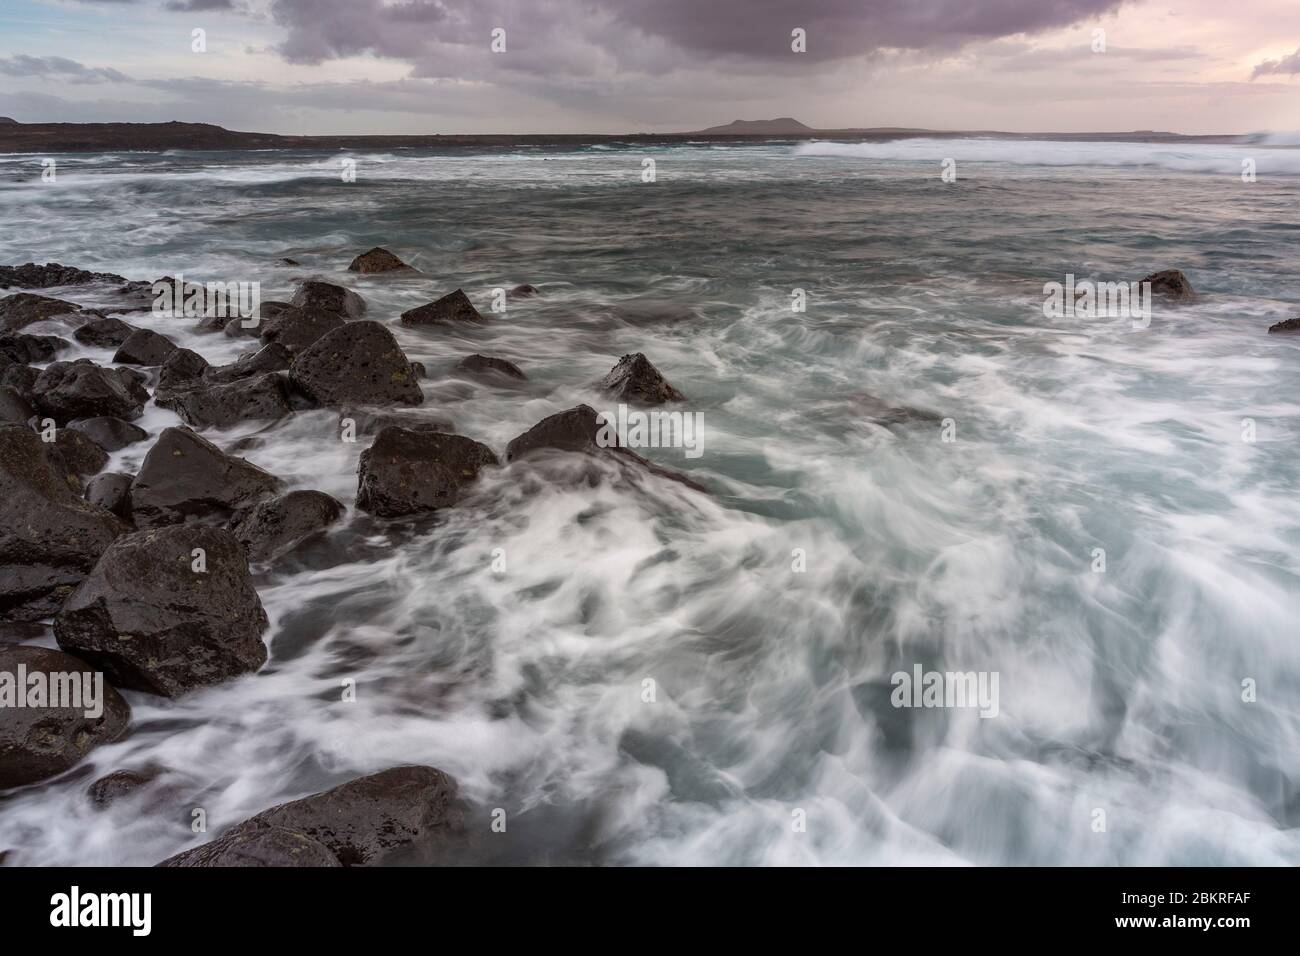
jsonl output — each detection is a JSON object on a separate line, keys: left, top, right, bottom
{"left": 0, "top": 55, "right": 130, "bottom": 84}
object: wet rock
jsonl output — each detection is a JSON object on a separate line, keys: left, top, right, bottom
{"left": 54, "top": 524, "right": 269, "bottom": 698}
{"left": 259, "top": 306, "right": 345, "bottom": 355}
{"left": 1, "top": 363, "right": 38, "bottom": 402}
{"left": 0, "top": 332, "right": 67, "bottom": 364}
{"left": 46, "top": 429, "right": 109, "bottom": 483}
{"left": 456, "top": 353, "right": 525, "bottom": 381}
{"left": 507, "top": 283, "right": 539, "bottom": 299}
{"left": 400, "top": 289, "right": 485, "bottom": 326}
{"left": 290, "top": 280, "right": 365, "bottom": 319}
{"left": 289, "top": 321, "right": 423, "bottom": 408}
{"left": 279, "top": 258, "right": 300, "bottom": 267}
{"left": 230, "top": 490, "right": 344, "bottom": 562}
{"left": 1267, "top": 317, "right": 1300, "bottom": 334}
{"left": 1140, "top": 269, "right": 1194, "bottom": 299}
{"left": 410, "top": 361, "right": 427, "bottom": 379}
{"left": 505, "top": 404, "right": 608, "bottom": 461}
{"left": 159, "top": 765, "right": 460, "bottom": 867}
{"left": 73, "top": 316, "right": 135, "bottom": 348}
{"left": 129, "top": 426, "right": 283, "bottom": 528}
{"left": 85, "top": 472, "right": 134, "bottom": 520}
{"left": 87, "top": 767, "right": 164, "bottom": 809}
{"left": 0, "top": 293, "right": 81, "bottom": 332}
{"left": 0, "top": 262, "right": 129, "bottom": 290}
{"left": 0, "top": 424, "right": 126, "bottom": 620}
{"left": 159, "top": 372, "right": 293, "bottom": 430}
{"left": 160, "top": 825, "right": 341, "bottom": 867}
{"left": 32, "top": 360, "right": 146, "bottom": 424}
{"left": 67, "top": 417, "right": 148, "bottom": 452}
{"left": 599, "top": 353, "right": 685, "bottom": 404}
{"left": 356, "top": 426, "right": 498, "bottom": 517}
{"left": 222, "top": 317, "right": 262, "bottom": 339}
{"left": 157, "top": 348, "right": 211, "bottom": 393}
{"left": 113, "top": 328, "right": 178, "bottom": 366}
{"left": 339, "top": 407, "right": 454, "bottom": 437}
{"left": 347, "top": 247, "right": 412, "bottom": 274}
{"left": 203, "top": 342, "right": 292, "bottom": 386}
{"left": 0, "top": 645, "right": 131, "bottom": 790}
{"left": 0, "top": 386, "right": 33, "bottom": 424}
{"left": 856, "top": 394, "right": 943, "bottom": 427}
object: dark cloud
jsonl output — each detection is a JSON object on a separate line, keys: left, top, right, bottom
{"left": 1252, "top": 47, "right": 1300, "bottom": 79}
{"left": 165, "top": 0, "right": 237, "bottom": 10}
{"left": 0, "top": 55, "right": 130, "bottom": 84}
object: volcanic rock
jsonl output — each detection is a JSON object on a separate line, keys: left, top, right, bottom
{"left": 229, "top": 490, "right": 344, "bottom": 562}
{"left": 289, "top": 321, "right": 422, "bottom": 407}
{"left": 290, "top": 280, "right": 365, "bottom": 319}
{"left": 598, "top": 353, "right": 684, "bottom": 404}
{"left": 400, "top": 289, "right": 485, "bottom": 326}
{"left": 456, "top": 353, "right": 525, "bottom": 380}
{"left": 356, "top": 426, "right": 498, "bottom": 517}
{"left": 0, "top": 293, "right": 81, "bottom": 332}
{"left": 128, "top": 426, "right": 282, "bottom": 527}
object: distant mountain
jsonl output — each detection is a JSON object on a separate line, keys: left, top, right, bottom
{"left": 694, "top": 118, "right": 815, "bottom": 135}
{"left": 0, "top": 117, "right": 18, "bottom": 125}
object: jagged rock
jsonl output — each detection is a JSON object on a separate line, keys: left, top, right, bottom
{"left": 400, "top": 289, "right": 485, "bottom": 326}
{"left": 158, "top": 766, "right": 460, "bottom": 867}
{"left": 1, "top": 363, "right": 38, "bottom": 401}
{"left": 87, "top": 767, "right": 164, "bottom": 809}
{"left": 0, "top": 386, "right": 33, "bottom": 424}
{"left": 45, "top": 429, "right": 109, "bottom": 483}
{"left": 599, "top": 353, "right": 684, "bottom": 404}
{"left": 1140, "top": 269, "right": 1194, "bottom": 299}
{"left": 67, "top": 417, "right": 148, "bottom": 452}
{"left": 259, "top": 306, "right": 345, "bottom": 355}
{"left": 507, "top": 283, "right": 539, "bottom": 299}
{"left": 347, "top": 247, "right": 411, "bottom": 274}
{"left": 32, "top": 360, "right": 146, "bottom": 424}
{"left": 55, "top": 524, "right": 268, "bottom": 697}
{"left": 73, "top": 315, "right": 136, "bottom": 347}
{"left": 456, "top": 353, "right": 525, "bottom": 380}
{"left": 229, "top": 490, "right": 344, "bottom": 562}
{"left": 356, "top": 426, "right": 498, "bottom": 517}
{"left": 129, "top": 426, "right": 282, "bottom": 528}
{"left": 1267, "top": 317, "right": 1300, "bottom": 334}
{"left": 157, "top": 348, "right": 210, "bottom": 393}
{"left": 113, "top": 328, "right": 178, "bottom": 366}
{"left": 0, "top": 262, "right": 129, "bottom": 290}
{"left": 0, "top": 293, "right": 81, "bottom": 332}
{"left": 159, "top": 372, "right": 293, "bottom": 430}
{"left": 0, "top": 332, "right": 67, "bottom": 364}
{"left": 289, "top": 321, "right": 422, "bottom": 408}
{"left": 338, "top": 407, "right": 454, "bottom": 437}
{"left": 84, "top": 472, "right": 134, "bottom": 520}
{"left": 410, "top": 361, "right": 426, "bottom": 379}
{"left": 160, "top": 826, "right": 341, "bottom": 867}
{"left": 203, "top": 343, "right": 292, "bottom": 386}
{"left": 290, "top": 280, "right": 365, "bottom": 319}
{"left": 0, "top": 645, "right": 131, "bottom": 790}
{"left": 0, "top": 424, "right": 126, "bottom": 620}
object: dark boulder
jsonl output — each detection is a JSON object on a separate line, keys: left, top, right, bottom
{"left": 32, "top": 360, "right": 146, "bottom": 424}
{"left": 356, "top": 427, "right": 498, "bottom": 517}
{"left": 400, "top": 289, "right": 485, "bottom": 326}
{"left": 0, "top": 424, "right": 126, "bottom": 620}
{"left": 290, "top": 280, "right": 365, "bottom": 319}
{"left": 1267, "top": 317, "right": 1300, "bottom": 334}
{"left": 222, "top": 317, "right": 262, "bottom": 339}
{"left": 599, "top": 353, "right": 684, "bottom": 404}
{"left": 159, "top": 766, "right": 460, "bottom": 867}
{"left": 505, "top": 404, "right": 608, "bottom": 461}
{"left": 156, "top": 348, "right": 210, "bottom": 393}
{"left": 289, "top": 321, "right": 423, "bottom": 408}
{"left": 456, "top": 353, "right": 525, "bottom": 380}
{"left": 259, "top": 306, "right": 345, "bottom": 355}
{"left": 203, "top": 342, "right": 292, "bottom": 387}
{"left": 0, "top": 293, "right": 81, "bottom": 332}
{"left": 0, "top": 332, "right": 67, "bottom": 364}
{"left": 229, "top": 490, "right": 344, "bottom": 562}
{"left": 0, "top": 645, "right": 131, "bottom": 790}
{"left": 68, "top": 417, "right": 148, "bottom": 452}
{"left": 54, "top": 524, "right": 269, "bottom": 698}
{"left": 347, "top": 247, "right": 412, "bottom": 274}
{"left": 1, "top": 363, "right": 38, "bottom": 402}
{"left": 0, "top": 386, "right": 33, "bottom": 424}
{"left": 84, "top": 472, "right": 134, "bottom": 520}
{"left": 45, "top": 429, "right": 109, "bottom": 483}
{"left": 112, "top": 328, "right": 178, "bottom": 366}
{"left": 87, "top": 767, "right": 164, "bottom": 809}
{"left": 129, "top": 426, "right": 282, "bottom": 528}
{"left": 339, "top": 407, "right": 454, "bottom": 438}
{"left": 507, "top": 283, "right": 539, "bottom": 299}
{"left": 73, "top": 316, "right": 135, "bottom": 348}
{"left": 1140, "top": 269, "right": 1194, "bottom": 299}
{"left": 158, "top": 372, "right": 293, "bottom": 430}
{"left": 160, "top": 826, "right": 341, "bottom": 867}
{"left": 0, "top": 262, "right": 129, "bottom": 290}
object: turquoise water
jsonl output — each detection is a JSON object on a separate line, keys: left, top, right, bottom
{"left": 1, "top": 140, "right": 1298, "bottom": 865}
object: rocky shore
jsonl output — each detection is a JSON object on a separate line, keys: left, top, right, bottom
{"left": 0, "top": 250, "right": 704, "bottom": 865}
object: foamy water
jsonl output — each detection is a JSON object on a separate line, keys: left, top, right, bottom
{"left": 1, "top": 140, "right": 1298, "bottom": 865}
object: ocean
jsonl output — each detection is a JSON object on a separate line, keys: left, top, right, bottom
{"left": 1, "top": 138, "right": 1298, "bottom": 865}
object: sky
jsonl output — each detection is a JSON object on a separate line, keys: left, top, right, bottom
{"left": 1, "top": 0, "right": 1299, "bottom": 135}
